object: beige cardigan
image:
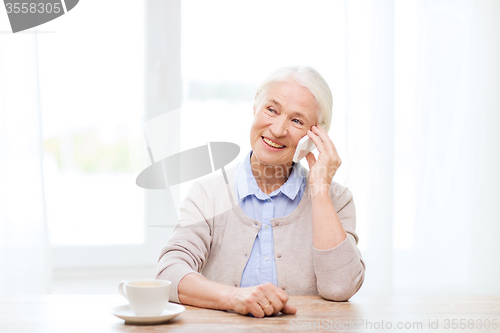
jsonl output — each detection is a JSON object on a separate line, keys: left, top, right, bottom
{"left": 156, "top": 164, "right": 365, "bottom": 303}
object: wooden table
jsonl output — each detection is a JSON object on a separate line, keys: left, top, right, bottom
{"left": 1, "top": 294, "right": 499, "bottom": 332}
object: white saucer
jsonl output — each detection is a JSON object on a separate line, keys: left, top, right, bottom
{"left": 111, "top": 303, "right": 185, "bottom": 324}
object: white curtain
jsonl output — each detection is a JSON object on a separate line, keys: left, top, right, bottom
{"left": 0, "top": 32, "right": 51, "bottom": 295}
{"left": 346, "top": 0, "right": 500, "bottom": 296}
{"left": 2, "top": 0, "right": 498, "bottom": 298}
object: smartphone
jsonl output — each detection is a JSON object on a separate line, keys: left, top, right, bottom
{"left": 293, "top": 135, "right": 316, "bottom": 163}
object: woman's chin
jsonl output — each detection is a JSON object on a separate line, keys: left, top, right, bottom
{"left": 252, "top": 150, "right": 293, "bottom": 167}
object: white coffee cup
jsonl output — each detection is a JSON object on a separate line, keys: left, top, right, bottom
{"left": 118, "top": 279, "right": 171, "bottom": 316}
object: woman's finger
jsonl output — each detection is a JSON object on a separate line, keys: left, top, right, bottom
{"left": 259, "top": 283, "right": 285, "bottom": 316}
{"left": 307, "top": 129, "right": 326, "bottom": 154}
{"left": 311, "top": 126, "right": 341, "bottom": 167}
{"left": 259, "top": 300, "right": 275, "bottom": 316}
{"left": 249, "top": 302, "right": 265, "bottom": 318}
{"left": 305, "top": 151, "right": 316, "bottom": 169}
{"left": 266, "top": 283, "right": 289, "bottom": 304}
{"left": 250, "top": 284, "right": 275, "bottom": 317}
{"left": 263, "top": 291, "right": 284, "bottom": 316}
{"left": 311, "top": 125, "right": 334, "bottom": 152}
{"left": 281, "top": 304, "right": 297, "bottom": 315}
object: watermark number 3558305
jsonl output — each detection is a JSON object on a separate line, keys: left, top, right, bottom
{"left": 3, "top": 0, "right": 79, "bottom": 33}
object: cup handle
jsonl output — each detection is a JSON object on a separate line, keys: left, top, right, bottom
{"left": 118, "top": 281, "right": 128, "bottom": 300}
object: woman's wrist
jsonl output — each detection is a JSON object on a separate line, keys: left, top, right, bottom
{"left": 222, "top": 286, "right": 237, "bottom": 311}
{"left": 309, "top": 181, "right": 331, "bottom": 198}
{"left": 178, "top": 273, "right": 237, "bottom": 311}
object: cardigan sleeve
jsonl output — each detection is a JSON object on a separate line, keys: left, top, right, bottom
{"left": 312, "top": 185, "right": 365, "bottom": 301}
{"left": 155, "top": 181, "right": 213, "bottom": 303}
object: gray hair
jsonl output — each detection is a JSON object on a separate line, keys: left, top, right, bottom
{"left": 254, "top": 66, "right": 333, "bottom": 132}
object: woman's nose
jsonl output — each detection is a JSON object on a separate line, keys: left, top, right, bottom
{"left": 270, "top": 117, "right": 288, "bottom": 137}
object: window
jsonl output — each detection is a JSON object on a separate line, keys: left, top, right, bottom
{"left": 39, "top": 1, "right": 149, "bottom": 267}
{"left": 179, "top": 0, "right": 348, "bottom": 200}
{"left": 42, "top": 0, "right": 352, "bottom": 268}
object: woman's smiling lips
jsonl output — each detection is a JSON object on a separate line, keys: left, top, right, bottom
{"left": 261, "top": 136, "right": 286, "bottom": 149}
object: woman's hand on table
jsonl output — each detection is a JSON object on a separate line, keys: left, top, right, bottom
{"left": 229, "top": 283, "right": 297, "bottom": 318}
{"left": 305, "top": 125, "right": 341, "bottom": 194}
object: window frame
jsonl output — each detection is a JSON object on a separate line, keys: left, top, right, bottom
{"left": 51, "top": 0, "right": 181, "bottom": 269}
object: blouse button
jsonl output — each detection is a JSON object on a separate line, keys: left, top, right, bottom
{"left": 282, "top": 286, "right": 286, "bottom": 290}
{"left": 277, "top": 254, "right": 282, "bottom": 258}
{"left": 234, "top": 284, "right": 238, "bottom": 287}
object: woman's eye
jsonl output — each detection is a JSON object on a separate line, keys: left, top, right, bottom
{"left": 293, "top": 119, "right": 303, "bottom": 125}
{"left": 267, "top": 107, "right": 277, "bottom": 113}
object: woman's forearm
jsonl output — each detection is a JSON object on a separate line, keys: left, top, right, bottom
{"left": 310, "top": 184, "right": 347, "bottom": 250}
{"left": 178, "top": 272, "right": 296, "bottom": 317}
{"left": 178, "top": 272, "right": 235, "bottom": 310}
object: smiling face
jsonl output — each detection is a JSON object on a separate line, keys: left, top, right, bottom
{"left": 250, "top": 80, "right": 319, "bottom": 168}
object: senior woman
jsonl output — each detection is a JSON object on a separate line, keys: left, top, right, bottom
{"left": 156, "top": 66, "right": 365, "bottom": 317}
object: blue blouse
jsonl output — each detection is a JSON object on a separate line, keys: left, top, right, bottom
{"left": 235, "top": 150, "right": 306, "bottom": 288}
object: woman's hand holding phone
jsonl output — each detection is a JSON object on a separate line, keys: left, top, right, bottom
{"left": 304, "top": 125, "right": 342, "bottom": 193}
{"left": 293, "top": 136, "right": 316, "bottom": 163}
